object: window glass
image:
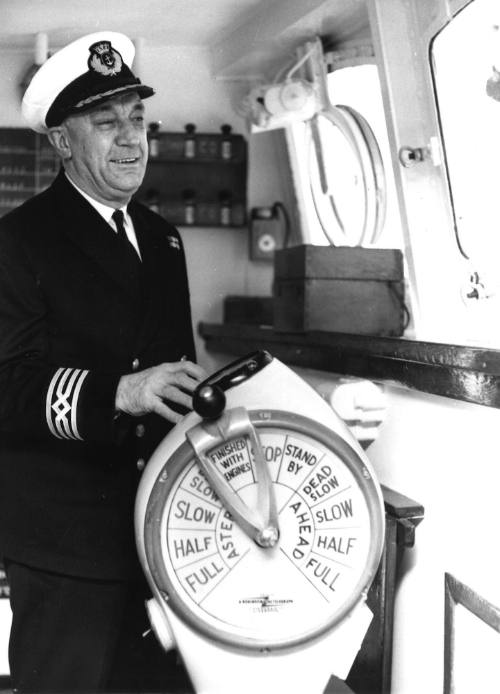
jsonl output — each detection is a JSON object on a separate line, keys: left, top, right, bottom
{"left": 431, "top": 0, "right": 500, "bottom": 346}
{"left": 432, "top": 0, "right": 500, "bottom": 273}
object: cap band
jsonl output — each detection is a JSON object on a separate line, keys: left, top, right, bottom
{"left": 45, "top": 70, "right": 154, "bottom": 126}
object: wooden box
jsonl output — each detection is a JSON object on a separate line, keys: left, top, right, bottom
{"left": 273, "top": 245, "right": 405, "bottom": 335}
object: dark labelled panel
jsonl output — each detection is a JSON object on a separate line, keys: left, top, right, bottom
{"left": 0, "top": 128, "right": 59, "bottom": 216}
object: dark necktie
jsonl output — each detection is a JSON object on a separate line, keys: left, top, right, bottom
{"left": 112, "top": 209, "right": 140, "bottom": 262}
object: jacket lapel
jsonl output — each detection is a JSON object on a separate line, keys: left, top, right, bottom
{"left": 129, "top": 203, "right": 169, "bottom": 350}
{"left": 50, "top": 172, "right": 142, "bottom": 299}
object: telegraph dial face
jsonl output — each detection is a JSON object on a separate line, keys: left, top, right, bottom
{"left": 144, "top": 410, "right": 384, "bottom": 652}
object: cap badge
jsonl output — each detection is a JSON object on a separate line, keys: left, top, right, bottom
{"left": 88, "top": 41, "right": 123, "bottom": 77}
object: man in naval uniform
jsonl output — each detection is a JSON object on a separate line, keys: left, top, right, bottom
{"left": 0, "top": 31, "right": 205, "bottom": 692}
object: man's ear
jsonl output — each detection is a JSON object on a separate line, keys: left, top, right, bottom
{"left": 47, "top": 126, "right": 72, "bottom": 160}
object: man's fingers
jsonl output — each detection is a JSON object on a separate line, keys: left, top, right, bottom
{"left": 115, "top": 361, "right": 208, "bottom": 418}
{"left": 171, "top": 360, "right": 206, "bottom": 381}
{"left": 151, "top": 399, "right": 184, "bottom": 424}
{"left": 173, "top": 371, "right": 203, "bottom": 393}
{"left": 160, "top": 385, "right": 192, "bottom": 410}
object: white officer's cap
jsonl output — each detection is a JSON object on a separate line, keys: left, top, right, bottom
{"left": 22, "top": 31, "right": 154, "bottom": 133}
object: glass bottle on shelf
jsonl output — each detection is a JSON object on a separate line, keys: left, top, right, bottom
{"left": 148, "top": 122, "right": 161, "bottom": 158}
{"left": 219, "top": 190, "right": 232, "bottom": 226}
{"left": 220, "top": 124, "right": 233, "bottom": 160}
{"left": 182, "top": 189, "right": 196, "bottom": 225}
{"left": 184, "top": 124, "right": 196, "bottom": 159}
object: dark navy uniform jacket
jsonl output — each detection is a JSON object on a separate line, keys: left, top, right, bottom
{"left": 0, "top": 170, "right": 196, "bottom": 580}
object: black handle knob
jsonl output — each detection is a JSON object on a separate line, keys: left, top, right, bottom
{"left": 193, "top": 384, "right": 227, "bottom": 419}
{"left": 192, "top": 351, "right": 273, "bottom": 420}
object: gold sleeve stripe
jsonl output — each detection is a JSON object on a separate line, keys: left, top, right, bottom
{"left": 46, "top": 367, "right": 89, "bottom": 440}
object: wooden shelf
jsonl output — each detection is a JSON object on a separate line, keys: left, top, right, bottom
{"left": 0, "top": 147, "right": 35, "bottom": 155}
{"left": 199, "top": 321, "right": 500, "bottom": 408}
{"left": 136, "top": 129, "right": 248, "bottom": 228}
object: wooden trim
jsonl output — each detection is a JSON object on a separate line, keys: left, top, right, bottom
{"left": 346, "top": 485, "right": 423, "bottom": 694}
{"left": 199, "top": 322, "right": 500, "bottom": 408}
{"left": 444, "top": 573, "right": 500, "bottom": 694}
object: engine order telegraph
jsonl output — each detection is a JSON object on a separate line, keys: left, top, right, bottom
{"left": 135, "top": 351, "right": 385, "bottom": 694}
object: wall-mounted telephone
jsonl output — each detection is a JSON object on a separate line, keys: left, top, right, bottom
{"left": 249, "top": 201, "right": 290, "bottom": 261}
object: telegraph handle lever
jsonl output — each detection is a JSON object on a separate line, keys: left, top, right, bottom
{"left": 186, "top": 405, "right": 280, "bottom": 549}
{"left": 190, "top": 352, "right": 278, "bottom": 547}
{"left": 192, "top": 351, "right": 273, "bottom": 420}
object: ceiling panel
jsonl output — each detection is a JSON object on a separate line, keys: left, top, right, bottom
{"left": 0, "top": 0, "right": 272, "bottom": 50}
{"left": 0, "top": 0, "right": 371, "bottom": 80}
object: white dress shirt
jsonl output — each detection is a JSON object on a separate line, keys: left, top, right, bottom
{"left": 64, "top": 173, "right": 142, "bottom": 258}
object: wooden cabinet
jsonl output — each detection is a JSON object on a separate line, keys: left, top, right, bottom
{"left": 136, "top": 128, "right": 248, "bottom": 228}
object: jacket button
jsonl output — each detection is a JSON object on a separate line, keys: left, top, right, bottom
{"left": 132, "top": 358, "right": 140, "bottom": 371}
{"left": 136, "top": 458, "right": 145, "bottom": 471}
{"left": 135, "top": 423, "right": 145, "bottom": 438}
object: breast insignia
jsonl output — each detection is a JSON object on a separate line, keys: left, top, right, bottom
{"left": 167, "top": 236, "right": 181, "bottom": 250}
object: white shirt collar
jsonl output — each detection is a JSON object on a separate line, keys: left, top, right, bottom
{"left": 64, "top": 172, "right": 128, "bottom": 224}
{"left": 64, "top": 172, "right": 141, "bottom": 258}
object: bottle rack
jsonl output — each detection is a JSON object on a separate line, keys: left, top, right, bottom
{"left": 136, "top": 125, "right": 248, "bottom": 228}
{"left": 0, "top": 126, "right": 248, "bottom": 229}
{"left": 0, "top": 128, "right": 59, "bottom": 215}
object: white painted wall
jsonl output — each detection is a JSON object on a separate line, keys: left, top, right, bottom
{"left": 288, "top": 364, "right": 500, "bottom": 693}
{"left": 366, "top": 385, "right": 500, "bottom": 694}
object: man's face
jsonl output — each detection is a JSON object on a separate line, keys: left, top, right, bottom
{"left": 62, "top": 91, "right": 148, "bottom": 207}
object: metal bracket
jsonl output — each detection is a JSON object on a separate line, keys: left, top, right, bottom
{"left": 398, "top": 146, "right": 426, "bottom": 167}
{"left": 399, "top": 136, "right": 442, "bottom": 168}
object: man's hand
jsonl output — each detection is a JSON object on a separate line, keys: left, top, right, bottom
{"left": 115, "top": 360, "right": 207, "bottom": 424}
